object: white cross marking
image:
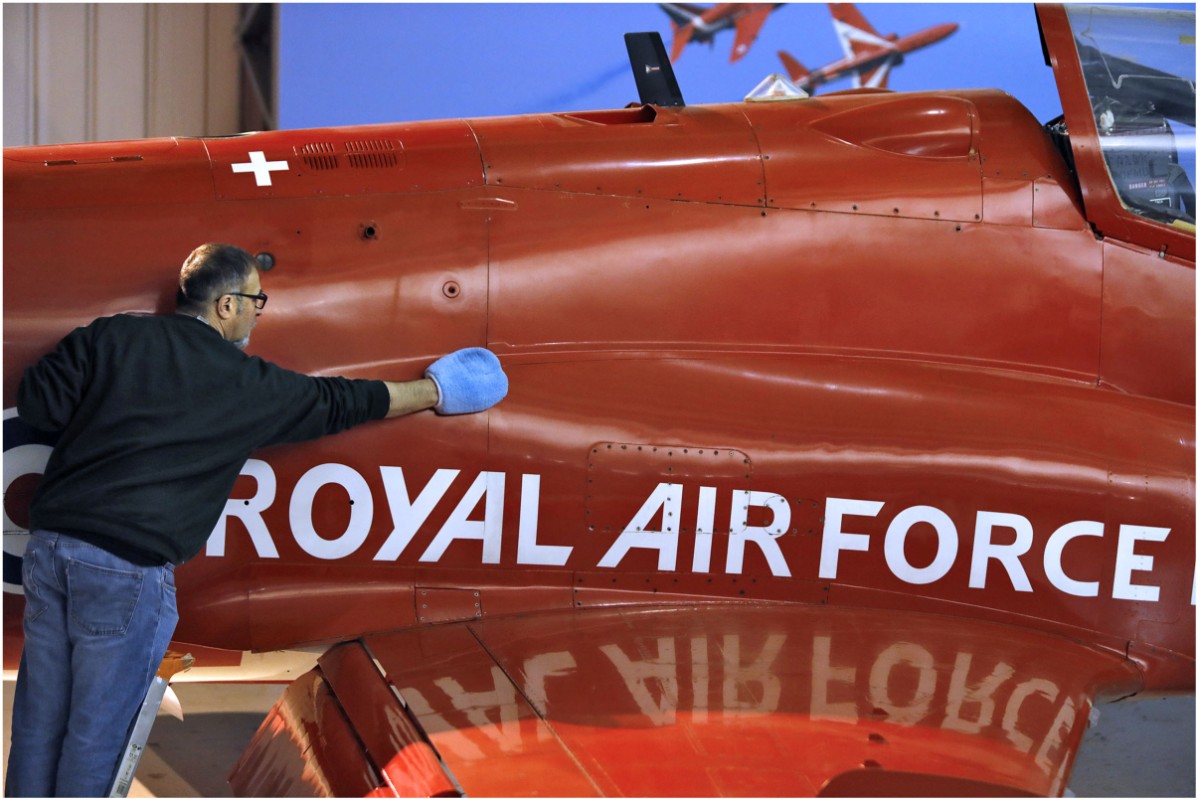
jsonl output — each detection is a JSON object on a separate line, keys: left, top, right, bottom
{"left": 231, "top": 151, "right": 289, "bottom": 187}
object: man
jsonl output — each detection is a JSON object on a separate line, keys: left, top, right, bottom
{"left": 6, "top": 243, "right": 507, "bottom": 797}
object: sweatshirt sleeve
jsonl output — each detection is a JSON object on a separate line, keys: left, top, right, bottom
{"left": 17, "top": 324, "right": 95, "bottom": 432}
{"left": 248, "top": 356, "right": 392, "bottom": 447}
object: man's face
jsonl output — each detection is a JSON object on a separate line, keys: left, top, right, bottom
{"left": 231, "top": 269, "right": 263, "bottom": 349}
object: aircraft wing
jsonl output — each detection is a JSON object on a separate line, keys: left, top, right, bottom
{"left": 854, "top": 54, "right": 899, "bottom": 90}
{"left": 229, "top": 602, "right": 1142, "bottom": 796}
{"left": 730, "top": 6, "right": 774, "bottom": 62}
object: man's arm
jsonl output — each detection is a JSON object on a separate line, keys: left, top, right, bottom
{"left": 18, "top": 325, "right": 93, "bottom": 431}
{"left": 383, "top": 378, "right": 439, "bottom": 418}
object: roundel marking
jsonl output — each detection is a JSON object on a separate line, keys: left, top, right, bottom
{"left": 4, "top": 409, "right": 58, "bottom": 594}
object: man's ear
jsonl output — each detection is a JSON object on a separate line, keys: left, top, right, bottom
{"left": 214, "top": 294, "right": 235, "bottom": 320}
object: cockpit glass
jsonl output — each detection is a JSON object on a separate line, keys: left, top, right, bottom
{"left": 1065, "top": 4, "right": 1196, "bottom": 227}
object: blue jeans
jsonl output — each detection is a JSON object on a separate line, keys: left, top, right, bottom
{"left": 5, "top": 530, "right": 178, "bottom": 797}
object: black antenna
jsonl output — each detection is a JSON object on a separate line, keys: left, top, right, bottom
{"left": 624, "top": 32, "right": 685, "bottom": 107}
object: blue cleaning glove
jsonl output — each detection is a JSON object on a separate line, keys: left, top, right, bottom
{"left": 425, "top": 347, "right": 508, "bottom": 415}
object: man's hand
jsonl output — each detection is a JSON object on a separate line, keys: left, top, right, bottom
{"left": 425, "top": 347, "right": 509, "bottom": 415}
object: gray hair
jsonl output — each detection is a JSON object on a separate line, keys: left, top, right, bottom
{"left": 176, "top": 243, "right": 258, "bottom": 314}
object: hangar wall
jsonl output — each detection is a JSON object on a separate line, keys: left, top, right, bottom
{"left": 3, "top": 3, "right": 274, "bottom": 147}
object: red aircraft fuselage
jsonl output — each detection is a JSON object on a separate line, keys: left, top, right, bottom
{"left": 5, "top": 89, "right": 1192, "bottom": 681}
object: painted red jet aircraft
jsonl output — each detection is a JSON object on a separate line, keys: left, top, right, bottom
{"left": 778, "top": 3, "right": 959, "bottom": 92}
{"left": 659, "top": 2, "right": 783, "bottom": 62}
{"left": 3, "top": 3, "right": 1194, "bottom": 797}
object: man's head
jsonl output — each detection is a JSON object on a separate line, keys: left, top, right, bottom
{"left": 177, "top": 244, "right": 266, "bottom": 349}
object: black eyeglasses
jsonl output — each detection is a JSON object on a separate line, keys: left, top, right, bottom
{"left": 227, "top": 291, "right": 268, "bottom": 310}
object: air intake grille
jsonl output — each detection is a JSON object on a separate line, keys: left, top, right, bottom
{"left": 297, "top": 142, "right": 338, "bottom": 171}
{"left": 293, "top": 139, "right": 402, "bottom": 170}
{"left": 345, "top": 139, "right": 399, "bottom": 169}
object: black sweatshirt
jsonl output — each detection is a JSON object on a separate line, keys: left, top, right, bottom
{"left": 18, "top": 313, "right": 391, "bottom": 565}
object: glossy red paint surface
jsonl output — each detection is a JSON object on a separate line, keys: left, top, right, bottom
{"left": 232, "top": 604, "right": 1141, "bottom": 796}
{"left": 2, "top": 6, "right": 1192, "bottom": 796}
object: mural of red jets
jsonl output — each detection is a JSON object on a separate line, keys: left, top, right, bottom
{"left": 779, "top": 3, "right": 959, "bottom": 92}
{"left": 659, "top": 2, "right": 784, "bottom": 62}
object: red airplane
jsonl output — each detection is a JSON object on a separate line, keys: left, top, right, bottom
{"left": 3, "top": 3, "right": 1194, "bottom": 797}
{"left": 779, "top": 3, "right": 959, "bottom": 92}
{"left": 659, "top": 2, "right": 783, "bottom": 62}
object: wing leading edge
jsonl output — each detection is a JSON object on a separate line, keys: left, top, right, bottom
{"left": 231, "top": 603, "right": 1142, "bottom": 796}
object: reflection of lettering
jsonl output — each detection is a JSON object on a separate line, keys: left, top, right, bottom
{"left": 1047, "top": 700, "right": 1083, "bottom": 797}
{"left": 691, "top": 636, "right": 710, "bottom": 723}
{"left": 600, "top": 638, "right": 680, "bottom": 726}
{"left": 869, "top": 642, "right": 937, "bottom": 725}
{"left": 1003, "top": 678, "right": 1060, "bottom": 753}
{"left": 1036, "top": 696, "right": 1077, "bottom": 787}
{"left": 434, "top": 667, "right": 523, "bottom": 753}
{"left": 406, "top": 629, "right": 1096, "bottom": 784}
{"left": 942, "top": 653, "right": 1016, "bottom": 735}
{"left": 204, "top": 460, "right": 1179, "bottom": 604}
{"left": 523, "top": 651, "right": 576, "bottom": 743}
{"left": 722, "top": 632, "right": 785, "bottom": 712}
{"left": 399, "top": 687, "right": 485, "bottom": 761}
{"left": 811, "top": 635, "right": 856, "bottom": 721}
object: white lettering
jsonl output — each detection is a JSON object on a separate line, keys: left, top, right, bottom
{"left": 885, "top": 505, "right": 958, "bottom": 585}
{"left": 598, "top": 482, "right": 682, "bottom": 570}
{"left": 420, "top": 472, "right": 504, "bottom": 564}
{"left": 970, "top": 511, "right": 1034, "bottom": 592}
{"left": 727, "top": 490, "right": 791, "bottom": 577}
{"left": 692, "top": 486, "right": 717, "bottom": 573}
{"left": 208, "top": 459, "right": 279, "bottom": 558}
{"left": 1113, "top": 525, "right": 1170, "bottom": 601}
{"left": 819, "top": 498, "right": 884, "bottom": 579}
{"left": 516, "top": 474, "right": 572, "bottom": 566}
{"left": 374, "top": 468, "right": 458, "bottom": 560}
{"left": 290, "top": 463, "right": 373, "bottom": 560}
{"left": 1044, "top": 521, "right": 1103, "bottom": 597}
{"left": 197, "top": 457, "right": 1181, "bottom": 606}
